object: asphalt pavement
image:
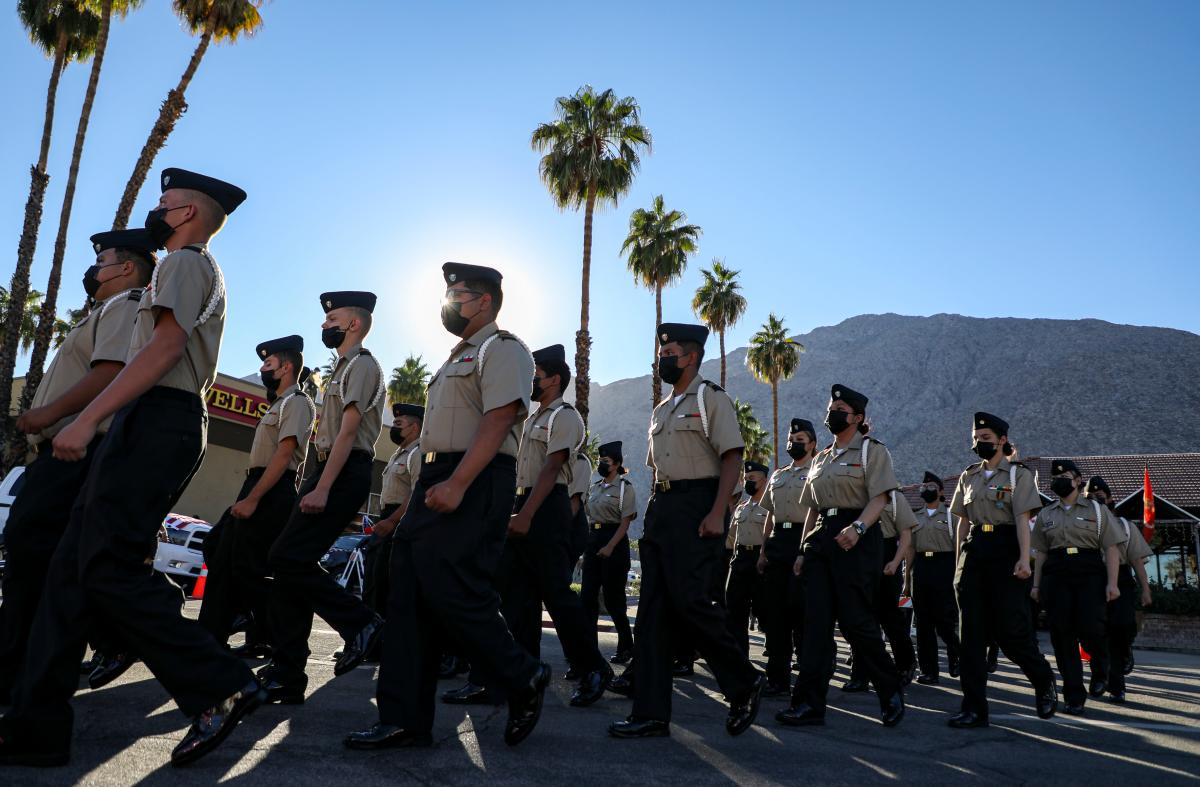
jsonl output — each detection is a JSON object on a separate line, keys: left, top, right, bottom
{"left": 3, "top": 601, "right": 1198, "bottom": 785}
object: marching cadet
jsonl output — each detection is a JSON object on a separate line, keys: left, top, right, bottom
{"left": 261, "top": 292, "right": 386, "bottom": 702}
{"left": 499, "top": 344, "right": 611, "bottom": 706}
{"left": 346, "top": 263, "right": 549, "bottom": 751}
{"left": 777, "top": 385, "right": 905, "bottom": 729}
{"left": 365, "top": 404, "right": 424, "bottom": 616}
{"left": 1086, "top": 476, "right": 1153, "bottom": 703}
{"left": 843, "top": 486, "right": 918, "bottom": 691}
{"left": 947, "top": 412, "right": 1057, "bottom": 729}
{"left": 560, "top": 446, "right": 594, "bottom": 681}
{"left": 581, "top": 441, "right": 637, "bottom": 665}
{"left": 608, "top": 323, "right": 764, "bottom": 740}
{"left": 757, "top": 418, "right": 816, "bottom": 696}
{"left": 1031, "top": 460, "right": 1124, "bottom": 715}
{"left": 199, "top": 336, "right": 315, "bottom": 660}
{"left": 726, "top": 461, "right": 770, "bottom": 655}
{"left": 0, "top": 169, "right": 265, "bottom": 767}
{"left": 0, "top": 229, "right": 153, "bottom": 704}
{"left": 909, "top": 471, "right": 961, "bottom": 685}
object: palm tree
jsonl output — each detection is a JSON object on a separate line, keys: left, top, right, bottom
{"left": 0, "top": 289, "right": 49, "bottom": 354}
{"left": 692, "top": 259, "right": 747, "bottom": 389}
{"left": 111, "top": 0, "right": 264, "bottom": 229}
{"left": 0, "top": 0, "right": 101, "bottom": 461}
{"left": 621, "top": 195, "right": 701, "bottom": 412}
{"left": 388, "top": 354, "right": 430, "bottom": 406}
{"left": 530, "top": 85, "right": 651, "bottom": 425}
{"left": 316, "top": 351, "right": 338, "bottom": 394}
{"left": 581, "top": 432, "right": 601, "bottom": 466}
{"left": 746, "top": 314, "right": 803, "bottom": 468}
{"left": 733, "top": 398, "right": 772, "bottom": 466}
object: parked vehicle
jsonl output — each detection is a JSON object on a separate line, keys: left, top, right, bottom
{"left": 321, "top": 533, "right": 371, "bottom": 596}
{"left": 153, "top": 514, "right": 211, "bottom": 595}
{"left": 0, "top": 466, "right": 26, "bottom": 580}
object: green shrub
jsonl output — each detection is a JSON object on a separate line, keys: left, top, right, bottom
{"left": 1148, "top": 583, "right": 1200, "bottom": 617}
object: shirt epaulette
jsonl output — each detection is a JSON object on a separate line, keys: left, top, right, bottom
{"left": 702, "top": 380, "right": 726, "bottom": 393}
{"left": 127, "top": 288, "right": 144, "bottom": 301}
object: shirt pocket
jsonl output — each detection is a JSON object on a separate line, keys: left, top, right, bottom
{"left": 440, "top": 360, "right": 477, "bottom": 405}
{"left": 258, "top": 410, "right": 280, "bottom": 428}
{"left": 672, "top": 414, "right": 707, "bottom": 455}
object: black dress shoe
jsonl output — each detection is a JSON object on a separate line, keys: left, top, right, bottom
{"left": 504, "top": 662, "right": 551, "bottom": 746}
{"left": 255, "top": 661, "right": 277, "bottom": 681}
{"left": 776, "top": 704, "right": 824, "bottom": 726}
{"left": 607, "top": 674, "right": 634, "bottom": 698}
{"left": 570, "top": 667, "right": 612, "bottom": 707}
{"left": 230, "top": 642, "right": 273, "bottom": 660}
{"left": 334, "top": 615, "right": 384, "bottom": 677}
{"left": 344, "top": 723, "right": 432, "bottom": 750}
{"left": 171, "top": 680, "right": 267, "bottom": 767}
{"left": 1107, "top": 691, "right": 1126, "bottom": 704}
{"left": 88, "top": 653, "right": 137, "bottom": 690}
{"left": 262, "top": 679, "right": 306, "bottom": 705}
{"left": 726, "top": 675, "right": 766, "bottom": 736}
{"left": 671, "top": 660, "right": 694, "bottom": 677}
{"left": 949, "top": 659, "right": 961, "bottom": 678}
{"left": 763, "top": 681, "right": 791, "bottom": 697}
{"left": 564, "top": 666, "right": 581, "bottom": 681}
{"left": 441, "top": 682, "right": 491, "bottom": 705}
{"left": 916, "top": 674, "right": 940, "bottom": 686}
{"left": 1062, "top": 702, "right": 1085, "bottom": 716}
{"left": 609, "top": 649, "right": 633, "bottom": 665}
{"left": 840, "top": 678, "right": 869, "bottom": 693}
{"left": 608, "top": 717, "right": 669, "bottom": 738}
{"left": 1089, "top": 679, "right": 1107, "bottom": 698}
{"left": 881, "top": 692, "right": 905, "bottom": 727}
{"left": 947, "top": 710, "right": 988, "bottom": 728}
{"left": 1036, "top": 681, "right": 1059, "bottom": 719}
{"left": 80, "top": 652, "right": 101, "bottom": 675}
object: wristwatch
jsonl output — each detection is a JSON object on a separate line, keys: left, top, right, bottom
{"left": 852, "top": 520, "right": 867, "bottom": 536}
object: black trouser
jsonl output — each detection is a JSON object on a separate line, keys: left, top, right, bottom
{"left": 954, "top": 526, "right": 1053, "bottom": 719}
{"left": 365, "top": 503, "right": 400, "bottom": 617}
{"left": 198, "top": 468, "right": 296, "bottom": 646}
{"left": 1106, "top": 566, "right": 1138, "bottom": 694}
{"left": 632, "top": 481, "right": 757, "bottom": 722}
{"left": 4, "top": 388, "right": 253, "bottom": 746}
{"left": 850, "top": 536, "right": 916, "bottom": 682}
{"left": 0, "top": 437, "right": 101, "bottom": 695}
{"left": 267, "top": 452, "right": 375, "bottom": 686}
{"left": 1042, "top": 549, "right": 1108, "bottom": 706}
{"left": 568, "top": 503, "right": 587, "bottom": 572}
{"left": 377, "top": 453, "right": 539, "bottom": 733}
{"left": 580, "top": 522, "right": 633, "bottom": 655}
{"left": 912, "top": 551, "right": 960, "bottom": 678}
{"left": 793, "top": 510, "right": 900, "bottom": 713}
{"left": 725, "top": 545, "right": 765, "bottom": 656}
{"left": 497, "top": 487, "right": 604, "bottom": 672}
{"left": 761, "top": 528, "right": 804, "bottom": 688}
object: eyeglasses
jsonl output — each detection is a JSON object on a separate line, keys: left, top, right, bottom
{"left": 444, "top": 288, "right": 483, "bottom": 302}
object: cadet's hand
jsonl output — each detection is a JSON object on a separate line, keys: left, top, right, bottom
{"left": 507, "top": 512, "right": 531, "bottom": 538}
{"left": 1141, "top": 587, "right": 1152, "bottom": 607}
{"left": 373, "top": 518, "right": 397, "bottom": 538}
{"left": 698, "top": 511, "right": 724, "bottom": 539}
{"left": 1106, "top": 584, "right": 1120, "bottom": 602}
{"left": 425, "top": 479, "right": 465, "bottom": 513}
{"left": 598, "top": 543, "right": 615, "bottom": 558}
{"left": 16, "top": 405, "right": 56, "bottom": 435}
{"left": 756, "top": 553, "right": 768, "bottom": 574}
{"left": 834, "top": 526, "right": 860, "bottom": 551}
{"left": 52, "top": 418, "right": 97, "bottom": 462}
{"left": 1030, "top": 586, "right": 1040, "bottom": 602}
{"left": 792, "top": 555, "right": 805, "bottom": 576}
{"left": 230, "top": 497, "right": 259, "bottom": 520}
{"left": 1013, "top": 558, "right": 1032, "bottom": 580}
{"left": 883, "top": 559, "right": 901, "bottom": 576}
{"left": 300, "top": 487, "right": 329, "bottom": 514}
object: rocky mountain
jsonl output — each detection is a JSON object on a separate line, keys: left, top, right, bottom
{"left": 585, "top": 313, "right": 1200, "bottom": 517}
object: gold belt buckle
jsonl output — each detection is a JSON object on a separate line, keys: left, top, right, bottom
{"left": 1067, "top": 547, "right": 1079, "bottom": 555}
{"left": 924, "top": 551, "right": 935, "bottom": 557}
{"left": 424, "top": 451, "right": 436, "bottom": 463}
{"left": 593, "top": 523, "right": 602, "bottom": 530}
{"left": 827, "top": 507, "right": 839, "bottom": 516}
{"left": 780, "top": 522, "right": 793, "bottom": 529}
{"left": 516, "top": 486, "right": 527, "bottom": 495}
{"left": 317, "top": 450, "right": 328, "bottom": 463}
{"left": 981, "top": 524, "right": 995, "bottom": 533}
{"left": 657, "top": 480, "right": 671, "bottom": 492}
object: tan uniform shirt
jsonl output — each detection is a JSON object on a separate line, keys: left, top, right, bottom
{"left": 799, "top": 433, "right": 900, "bottom": 512}
{"left": 912, "top": 503, "right": 957, "bottom": 553}
{"left": 879, "top": 489, "right": 918, "bottom": 539}
{"left": 381, "top": 441, "right": 421, "bottom": 506}
{"left": 516, "top": 398, "right": 585, "bottom": 489}
{"left": 950, "top": 459, "right": 1041, "bottom": 526}
{"left": 128, "top": 245, "right": 224, "bottom": 396}
{"left": 646, "top": 375, "right": 743, "bottom": 483}
{"left": 569, "top": 453, "right": 593, "bottom": 500}
{"left": 1032, "top": 499, "right": 1126, "bottom": 552}
{"left": 732, "top": 498, "right": 769, "bottom": 547}
{"left": 420, "top": 321, "right": 533, "bottom": 459}
{"left": 1114, "top": 517, "right": 1154, "bottom": 565}
{"left": 29, "top": 287, "right": 142, "bottom": 444}
{"left": 585, "top": 477, "right": 638, "bottom": 525}
{"left": 248, "top": 385, "right": 315, "bottom": 470}
{"left": 316, "top": 344, "right": 385, "bottom": 455}
{"left": 763, "top": 460, "right": 813, "bottom": 527}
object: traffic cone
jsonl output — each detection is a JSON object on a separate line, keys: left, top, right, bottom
{"left": 1079, "top": 644, "right": 1091, "bottom": 662}
{"left": 191, "top": 564, "right": 208, "bottom": 600}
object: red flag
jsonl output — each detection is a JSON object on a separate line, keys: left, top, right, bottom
{"left": 1143, "top": 467, "right": 1156, "bottom": 543}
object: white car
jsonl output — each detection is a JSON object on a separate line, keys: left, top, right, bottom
{"left": 153, "top": 513, "right": 212, "bottom": 594}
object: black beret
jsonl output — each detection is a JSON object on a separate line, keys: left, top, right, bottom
{"left": 256, "top": 334, "right": 303, "bottom": 361}
{"left": 744, "top": 461, "right": 769, "bottom": 475}
{"left": 830, "top": 384, "right": 868, "bottom": 411}
{"left": 1086, "top": 476, "right": 1111, "bottom": 497}
{"left": 90, "top": 228, "right": 156, "bottom": 259}
{"left": 789, "top": 418, "right": 815, "bottom": 435}
{"left": 320, "top": 291, "right": 377, "bottom": 313}
{"left": 393, "top": 403, "right": 425, "bottom": 420}
{"left": 658, "top": 322, "right": 709, "bottom": 346}
{"left": 973, "top": 411, "right": 1009, "bottom": 436}
{"left": 443, "top": 262, "right": 502, "bottom": 287}
{"left": 1051, "top": 459, "right": 1081, "bottom": 476}
{"left": 922, "top": 470, "right": 944, "bottom": 488}
{"left": 598, "top": 441, "right": 623, "bottom": 459}
{"left": 532, "top": 344, "right": 566, "bottom": 367}
{"left": 160, "top": 167, "right": 246, "bottom": 214}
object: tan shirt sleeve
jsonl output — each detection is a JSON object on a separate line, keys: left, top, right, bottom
{"left": 151, "top": 250, "right": 210, "bottom": 338}
{"left": 799, "top": 477, "right": 816, "bottom": 510}
{"left": 950, "top": 470, "right": 970, "bottom": 518}
{"left": 91, "top": 295, "right": 139, "bottom": 364}
{"left": 341, "top": 356, "right": 381, "bottom": 411}
{"left": 1100, "top": 506, "right": 1127, "bottom": 549}
{"left": 893, "top": 492, "right": 917, "bottom": 531}
{"left": 547, "top": 408, "right": 583, "bottom": 456}
{"left": 865, "top": 441, "right": 900, "bottom": 500}
{"left": 620, "top": 479, "right": 638, "bottom": 520}
{"left": 1031, "top": 514, "right": 1048, "bottom": 552}
{"left": 1125, "top": 524, "right": 1154, "bottom": 562}
{"left": 481, "top": 338, "right": 534, "bottom": 415}
{"left": 705, "top": 387, "right": 744, "bottom": 457}
{"left": 1012, "top": 466, "right": 1042, "bottom": 517}
{"left": 279, "top": 395, "right": 314, "bottom": 445}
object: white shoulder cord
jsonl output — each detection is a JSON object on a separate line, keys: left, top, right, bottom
{"left": 342, "top": 352, "right": 385, "bottom": 411}
{"left": 151, "top": 246, "right": 224, "bottom": 327}
{"left": 619, "top": 477, "right": 629, "bottom": 513}
{"left": 546, "top": 404, "right": 586, "bottom": 452}
{"left": 278, "top": 390, "right": 316, "bottom": 490}
{"left": 697, "top": 383, "right": 710, "bottom": 439}
{"left": 861, "top": 436, "right": 870, "bottom": 467}
{"left": 891, "top": 489, "right": 898, "bottom": 516}
{"left": 1092, "top": 499, "right": 1103, "bottom": 539}
{"left": 478, "top": 331, "right": 531, "bottom": 372}
{"left": 1119, "top": 516, "right": 1131, "bottom": 541}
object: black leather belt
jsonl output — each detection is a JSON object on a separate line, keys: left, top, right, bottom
{"left": 776, "top": 521, "right": 798, "bottom": 530}
{"left": 736, "top": 544, "right": 761, "bottom": 553}
{"left": 654, "top": 477, "right": 718, "bottom": 493}
{"left": 516, "top": 483, "right": 567, "bottom": 497}
{"left": 315, "top": 448, "right": 373, "bottom": 464}
{"left": 593, "top": 522, "right": 619, "bottom": 530}
{"left": 972, "top": 523, "right": 1014, "bottom": 533}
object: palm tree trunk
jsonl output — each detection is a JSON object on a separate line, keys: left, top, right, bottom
{"left": 0, "top": 33, "right": 68, "bottom": 468}
{"left": 771, "top": 379, "right": 780, "bottom": 468}
{"left": 574, "top": 182, "right": 597, "bottom": 426}
{"left": 111, "top": 30, "right": 212, "bottom": 230}
{"left": 652, "top": 281, "right": 663, "bottom": 412}
{"left": 719, "top": 329, "right": 727, "bottom": 389}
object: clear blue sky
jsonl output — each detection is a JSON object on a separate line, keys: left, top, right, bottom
{"left": 1, "top": 1, "right": 1198, "bottom": 384}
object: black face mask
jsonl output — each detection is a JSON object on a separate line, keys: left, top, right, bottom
{"left": 265, "top": 388, "right": 278, "bottom": 404}
{"left": 597, "top": 461, "right": 612, "bottom": 478}
{"left": 531, "top": 380, "right": 544, "bottom": 401}
{"left": 745, "top": 480, "right": 760, "bottom": 496}
{"left": 144, "top": 205, "right": 185, "bottom": 249}
{"left": 390, "top": 426, "right": 405, "bottom": 446}
{"left": 260, "top": 369, "right": 281, "bottom": 393}
{"left": 440, "top": 301, "right": 471, "bottom": 336}
{"left": 659, "top": 356, "right": 685, "bottom": 385}
{"left": 321, "top": 326, "right": 346, "bottom": 349}
{"left": 825, "top": 410, "right": 851, "bottom": 434}
{"left": 972, "top": 441, "right": 997, "bottom": 460}
{"left": 1051, "top": 477, "right": 1077, "bottom": 499}
{"left": 920, "top": 488, "right": 939, "bottom": 504}
{"left": 82, "top": 264, "right": 105, "bottom": 299}
{"left": 786, "top": 441, "right": 808, "bottom": 460}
